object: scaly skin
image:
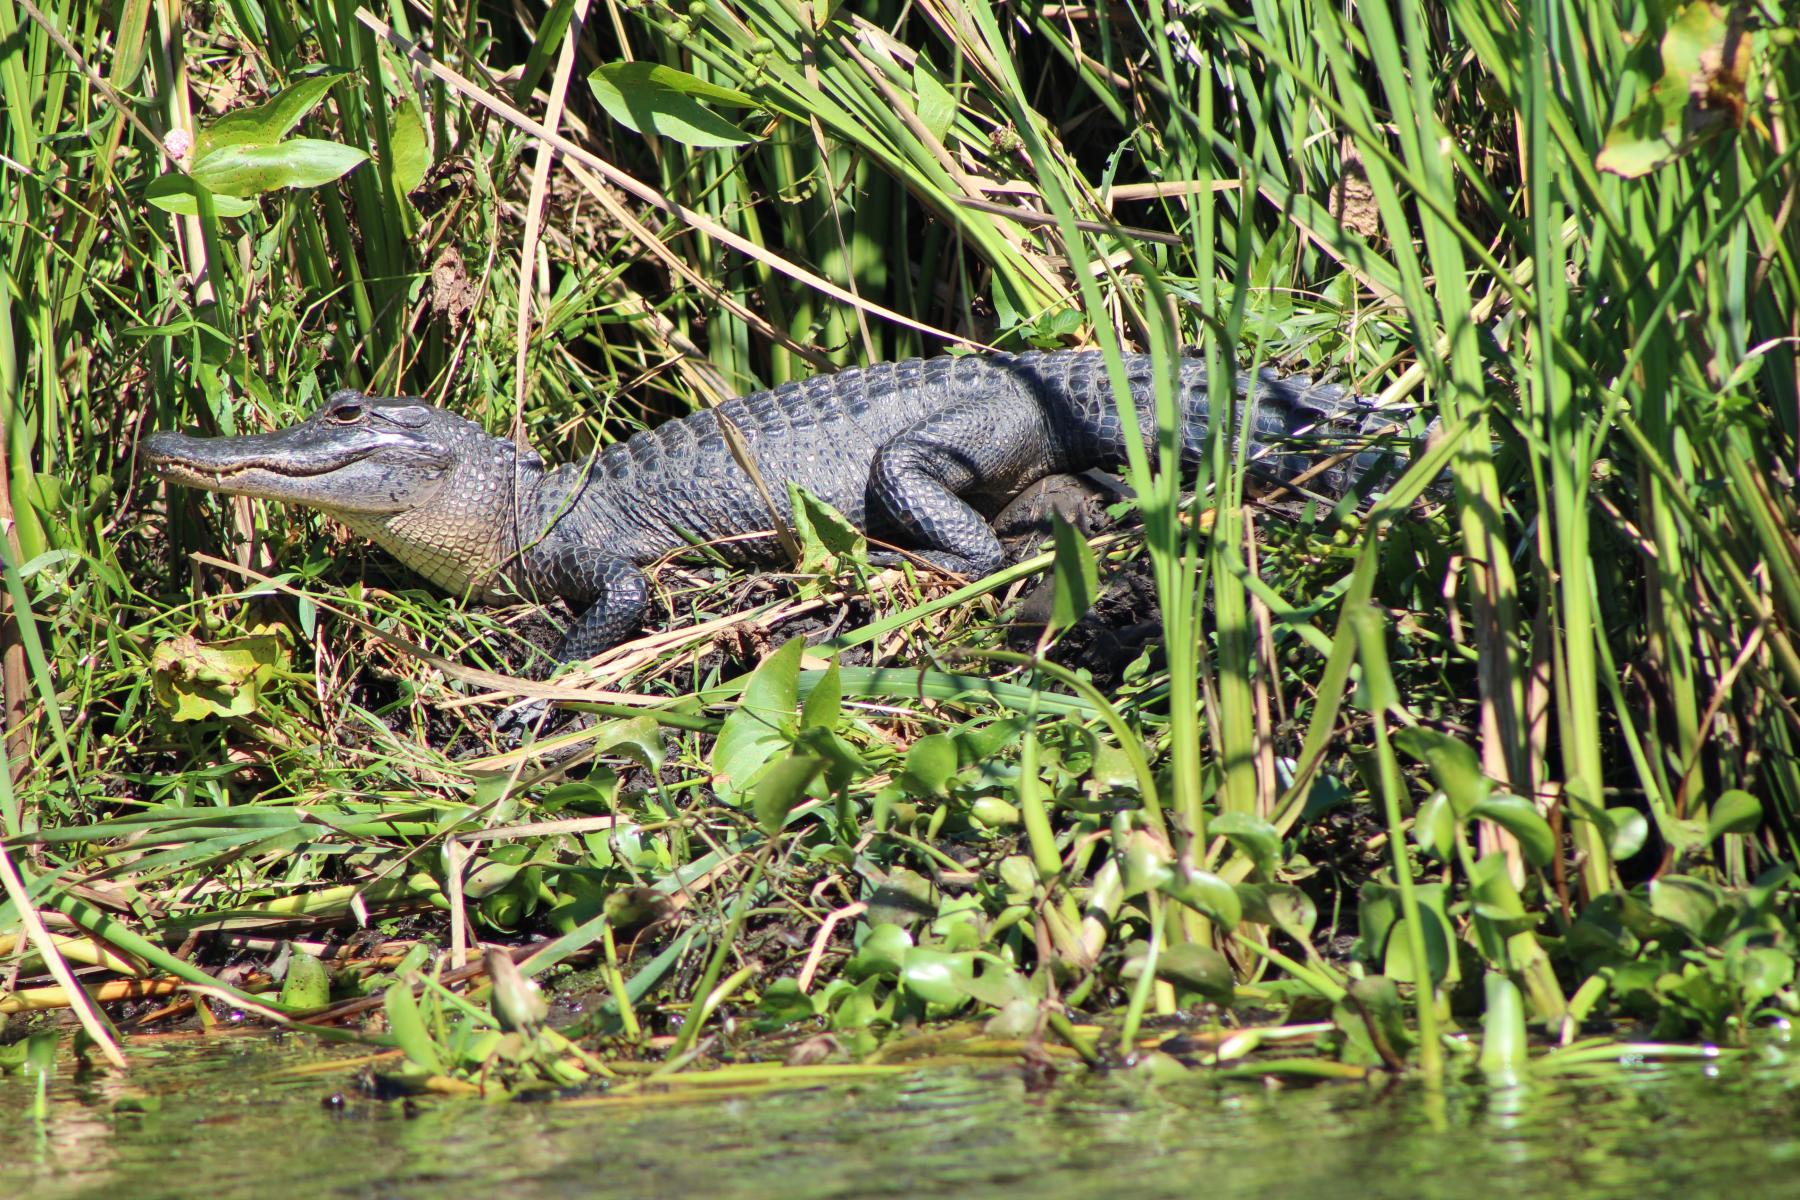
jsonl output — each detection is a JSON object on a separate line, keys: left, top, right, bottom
{"left": 144, "top": 350, "right": 1423, "bottom": 660}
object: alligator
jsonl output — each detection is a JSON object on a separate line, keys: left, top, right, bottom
{"left": 144, "top": 350, "right": 1421, "bottom": 662}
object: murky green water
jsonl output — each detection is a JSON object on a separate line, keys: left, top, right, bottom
{"left": 6, "top": 1034, "right": 1800, "bottom": 1199}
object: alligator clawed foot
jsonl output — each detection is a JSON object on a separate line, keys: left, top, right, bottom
{"left": 494, "top": 696, "right": 557, "bottom": 741}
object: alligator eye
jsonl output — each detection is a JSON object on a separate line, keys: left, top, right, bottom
{"left": 328, "top": 402, "right": 365, "bottom": 424}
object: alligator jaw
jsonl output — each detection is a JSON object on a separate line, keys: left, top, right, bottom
{"left": 142, "top": 399, "right": 456, "bottom": 517}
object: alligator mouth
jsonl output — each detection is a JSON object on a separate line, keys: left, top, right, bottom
{"left": 142, "top": 432, "right": 380, "bottom": 482}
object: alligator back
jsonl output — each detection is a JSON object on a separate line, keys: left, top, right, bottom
{"left": 546, "top": 350, "right": 1405, "bottom": 565}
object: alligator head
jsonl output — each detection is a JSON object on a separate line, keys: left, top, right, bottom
{"left": 144, "top": 390, "right": 536, "bottom": 597}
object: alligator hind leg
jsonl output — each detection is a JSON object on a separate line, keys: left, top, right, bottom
{"left": 867, "top": 397, "right": 1058, "bottom": 577}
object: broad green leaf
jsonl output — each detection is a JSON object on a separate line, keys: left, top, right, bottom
{"left": 1470, "top": 793, "right": 1556, "bottom": 868}
{"left": 789, "top": 484, "right": 866, "bottom": 573}
{"left": 845, "top": 923, "right": 913, "bottom": 980}
{"left": 800, "top": 659, "right": 841, "bottom": 731}
{"left": 1604, "top": 807, "right": 1650, "bottom": 860}
{"left": 1411, "top": 790, "right": 1458, "bottom": 860}
{"left": 589, "top": 61, "right": 759, "bottom": 148}
{"left": 712, "top": 637, "right": 804, "bottom": 800}
{"left": 150, "top": 630, "right": 289, "bottom": 721}
{"left": 1047, "top": 512, "right": 1099, "bottom": 638}
{"left": 383, "top": 981, "right": 446, "bottom": 1075}
{"left": 757, "top": 978, "right": 821, "bottom": 1026}
{"left": 143, "top": 173, "right": 257, "bottom": 217}
{"left": 189, "top": 138, "right": 369, "bottom": 197}
{"left": 899, "top": 947, "right": 974, "bottom": 1011}
{"left": 1210, "top": 812, "right": 1281, "bottom": 878}
{"left": 279, "top": 946, "right": 330, "bottom": 1010}
{"left": 196, "top": 71, "right": 352, "bottom": 157}
{"left": 1649, "top": 874, "right": 1726, "bottom": 943}
{"left": 1383, "top": 914, "right": 1451, "bottom": 986}
{"left": 1161, "top": 866, "right": 1241, "bottom": 931}
{"left": 1236, "top": 882, "right": 1317, "bottom": 940}
{"left": 387, "top": 98, "right": 429, "bottom": 194}
{"left": 590, "top": 714, "right": 666, "bottom": 772}
{"left": 1741, "top": 947, "right": 1796, "bottom": 1008}
{"left": 912, "top": 60, "right": 956, "bottom": 143}
{"left": 899, "top": 733, "right": 958, "bottom": 797}
{"left": 1707, "top": 789, "right": 1762, "bottom": 839}
{"left": 1152, "top": 943, "right": 1234, "bottom": 1000}
{"left": 1596, "top": 1, "right": 1742, "bottom": 177}
{"left": 1392, "top": 726, "right": 1491, "bottom": 815}
{"left": 751, "top": 753, "right": 825, "bottom": 836}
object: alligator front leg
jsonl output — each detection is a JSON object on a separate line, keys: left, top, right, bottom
{"left": 535, "top": 547, "right": 651, "bottom": 661}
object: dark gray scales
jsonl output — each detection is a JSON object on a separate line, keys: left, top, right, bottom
{"left": 143, "top": 349, "right": 1424, "bottom": 663}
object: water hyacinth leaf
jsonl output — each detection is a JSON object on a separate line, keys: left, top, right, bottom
{"left": 1708, "top": 790, "right": 1762, "bottom": 840}
{"left": 195, "top": 70, "right": 352, "bottom": 157}
{"left": 1047, "top": 512, "right": 1099, "bottom": 638}
{"left": 1153, "top": 943, "right": 1234, "bottom": 1000}
{"left": 846, "top": 923, "right": 913, "bottom": 980}
{"left": 913, "top": 59, "right": 956, "bottom": 142}
{"left": 189, "top": 138, "right": 369, "bottom": 197}
{"left": 1741, "top": 947, "right": 1796, "bottom": 1009}
{"left": 279, "top": 946, "right": 330, "bottom": 1010}
{"left": 1162, "top": 867, "right": 1242, "bottom": 931}
{"left": 592, "top": 715, "right": 666, "bottom": 772}
{"left": 1470, "top": 793, "right": 1556, "bottom": 868}
{"left": 589, "top": 61, "right": 760, "bottom": 147}
{"left": 1391, "top": 726, "right": 1490, "bottom": 815}
{"left": 1649, "top": 874, "right": 1727, "bottom": 943}
{"left": 899, "top": 947, "right": 974, "bottom": 1010}
{"left": 866, "top": 867, "right": 937, "bottom": 928}
{"left": 712, "top": 637, "right": 804, "bottom": 800}
{"left": 384, "top": 981, "right": 446, "bottom": 1076}
{"left": 757, "top": 978, "right": 820, "bottom": 1026}
{"left": 899, "top": 733, "right": 958, "bottom": 797}
{"left": 143, "top": 174, "right": 258, "bottom": 217}
{"left": 1477, "top": 972, "right": 1529, "bottom": 1086}
{"left": 752, "top": 753, "right": 825, "bottom": 837}
{"left": 1237, "top": 882, "right": 1317, "bottom": 940}
{"left": 1383, "top": 915, "right": 1451, "bottom": 986}
{"left": 1211, "top": 811, "right": 1281, "bottom": 878}
{"left": 1605, "top": 807, "right": 1651, "bottom": 860}
{"left": 1411, "top": 791, "right": 1457, "bottom": 860}
{"left": 387, "top": 98, "right": 429, "bottom": 194}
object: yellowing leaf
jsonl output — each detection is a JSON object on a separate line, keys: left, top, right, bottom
{"left": 151, "top": 630, "right": 290, "bottom": 721}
